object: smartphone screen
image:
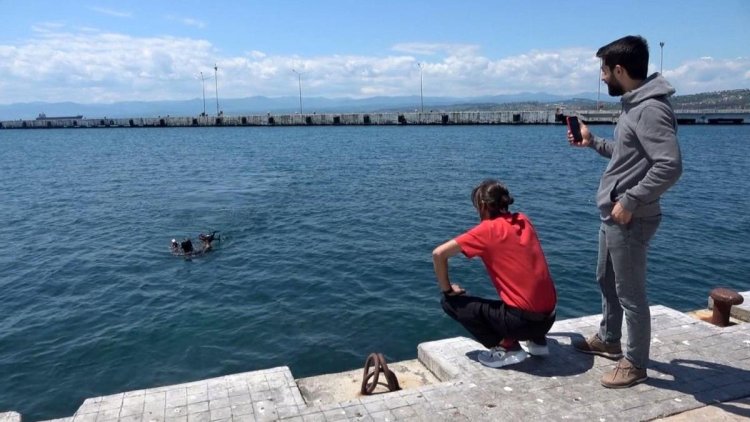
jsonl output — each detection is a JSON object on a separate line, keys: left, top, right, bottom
{"left": 567, "top": 116, "right": 583, "bottom": 143}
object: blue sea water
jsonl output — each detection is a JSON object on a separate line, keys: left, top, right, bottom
{"left": 0, "top": 125, "right": 748, "bottom": 419}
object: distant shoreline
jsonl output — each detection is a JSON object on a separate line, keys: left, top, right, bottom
{"left": 1, "top": 89, "right": 747, "bottom": 123}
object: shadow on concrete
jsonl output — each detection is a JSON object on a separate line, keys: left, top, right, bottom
{"left": 648, "top": 358, "right": 750, "bottom": 418}
{"left": 463, "top": 332, "right": 595, "bottom": 377}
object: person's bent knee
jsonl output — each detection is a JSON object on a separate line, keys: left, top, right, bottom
{"left": 441, "top": 295, "right": 463, "bottom": 320}
{"left": 441, "top": 296, "right": 452, "bottom": 313}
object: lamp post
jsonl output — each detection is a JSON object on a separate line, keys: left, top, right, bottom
{"left": 214, "top": 63, "right": 220, "bottom": 115}
{"left": 659, "top": 42, "right": 665, "bottom": 74}
{"left": 417, "top": 62, "right": 424, "bottom": 113}
{"left": 597, "top": 59, "right": 601, "bottom": 110}
{"left": 292, "top": 68, "right": 303, "bottom": 114}
{"left": 199, "top": 71, "right": 207, "bottom": 116}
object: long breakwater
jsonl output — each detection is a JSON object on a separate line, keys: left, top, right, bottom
{"left": 1, "top": 109, "right": 747, "bottom": 129}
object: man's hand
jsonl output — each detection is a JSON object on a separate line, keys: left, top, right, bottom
{"left": 611, "top": 201, "right": 633, "bottom": 225}
{"left": 568, "top": 121, "right": 592, "bottom": 147}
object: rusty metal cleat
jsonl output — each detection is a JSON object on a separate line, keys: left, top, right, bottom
{"left": 709, "top": 287, "right": 744, "bottom": 327}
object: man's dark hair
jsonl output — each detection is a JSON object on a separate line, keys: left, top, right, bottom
{"left": 471, "top": 179, "right": 514, "bottom": 219}
{"left": 596, "top": 35, "right": 649, "bottom": 80}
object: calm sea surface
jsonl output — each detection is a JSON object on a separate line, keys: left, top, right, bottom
{"left": 1, "top": 125, "right": 748, "bottom": 419}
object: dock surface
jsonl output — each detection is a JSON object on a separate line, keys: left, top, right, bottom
{"left": 4, "top": 301, "right": 749, "bottom": 421}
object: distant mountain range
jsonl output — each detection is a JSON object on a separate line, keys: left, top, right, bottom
{"left": 1, "top": 89, "right": 747, "bottom": 120}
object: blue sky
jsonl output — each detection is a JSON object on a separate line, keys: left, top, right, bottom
{"left": 0, "top": 0, "right": 748, "bottom": 104}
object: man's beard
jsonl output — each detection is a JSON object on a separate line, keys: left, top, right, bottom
{"left": 607, "top": 79, "right": 625, "bottom": 96}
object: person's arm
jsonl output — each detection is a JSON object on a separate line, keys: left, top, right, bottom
{"left": 587, "top": 132, "right": 615, "bottom": 158}
{"left": 432, "top": 239, "right": 466, "bottom": 296}
{"left": 569, "top": 121, "right": 614, "bottom": 158}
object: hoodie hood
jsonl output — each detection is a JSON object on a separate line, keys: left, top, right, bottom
{"left": 622, "top": 73, "right": 676, "bottom": 105}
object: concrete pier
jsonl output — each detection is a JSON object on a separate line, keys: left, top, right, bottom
{"left": 0, "top": 111, "right": 557, "bottom": 129}
{"left": 3, "top": 293, "right": 748, "bottom": 422}
{"left": 0, "top": 110, "right": 747, "bottom": 129}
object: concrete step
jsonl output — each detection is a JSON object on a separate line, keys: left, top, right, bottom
{"left": 297, "top": 358, "right": 439, "bottom": 406}
{"left": 0, "top": 412, "right": 22, "bottom": 422}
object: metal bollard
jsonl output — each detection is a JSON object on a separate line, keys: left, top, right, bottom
{"left": 361, "top": 353, "right": 401, "bottom": 395}
{"left": 709, "top": 287, "right": 744, "bottom": 327}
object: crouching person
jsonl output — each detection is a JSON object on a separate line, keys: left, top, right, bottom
{"left": 432, "top": 179, "right": 557, "bottom": 368}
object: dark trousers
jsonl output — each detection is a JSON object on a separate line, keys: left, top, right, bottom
{"left": 441, "top": 294, "right": 555, "bottom": 349}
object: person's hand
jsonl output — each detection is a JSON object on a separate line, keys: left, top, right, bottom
{"left": 567, "top": 122, "right": 592, "bottom": 147}
{"left": 445, "top": 283, "right": 466, "bottom": 296}
{"left": 611, "top": 202, "right": 633, "bottom": 225}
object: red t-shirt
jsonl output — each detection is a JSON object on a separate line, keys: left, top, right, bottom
{"left": 455, "top": 212, "right": 557, "bottom": 313}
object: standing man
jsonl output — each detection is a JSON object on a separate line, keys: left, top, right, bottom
{"left": 568, "top": 35, "right": 682, "bottom": 388}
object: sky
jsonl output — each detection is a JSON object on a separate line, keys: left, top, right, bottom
{"left": 0, "top": 0, "right": 748, "bottom": 105}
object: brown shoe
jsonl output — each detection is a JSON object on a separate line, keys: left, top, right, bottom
{"left": 601, "top": 358, "right": 647, "bottom": 388}
{"left": 573, "top": 334, "right": 623, "bottom": 360}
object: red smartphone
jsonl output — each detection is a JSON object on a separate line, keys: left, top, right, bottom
{"left": 566, "top": 116, "right": 583, "bottom": 143}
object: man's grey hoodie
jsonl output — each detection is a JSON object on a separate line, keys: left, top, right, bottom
{"left": 589, "top": 73, "right": 683, "bottom": 222}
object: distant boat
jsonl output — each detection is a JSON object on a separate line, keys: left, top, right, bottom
{"left": 35, "top": 113, "right": 83, "bottom": 120}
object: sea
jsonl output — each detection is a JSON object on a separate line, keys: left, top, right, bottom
{"left": 1, "top": 125, "right": 748, "bottom": 420}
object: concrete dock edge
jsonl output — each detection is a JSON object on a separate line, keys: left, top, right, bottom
{"left": 7, "top": 293, "right": 748, "bottom": 421}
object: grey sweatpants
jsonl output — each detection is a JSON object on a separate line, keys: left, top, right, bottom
{"left": 597, "top": 215, "right": 661, "bottom": 369}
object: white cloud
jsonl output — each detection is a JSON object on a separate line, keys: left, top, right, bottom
{"left": 166, "top": 15, "right": 207, "bottom": 29}
{"left": 391, "top": 42, "right": 480, "bottom": 57}
{"left": 248, "top": 50, "right": 267, "bottom": 60}
{"left": 666, "top": 56, "right": 750, "bottom": 94}
{"left": 0, "top": 29, "right": 746, "bottom": 105}
{"left": 181, "top": 18, "right": 206, "bottom": 28}
{"left": 0, "top": 29, "right": 214, "bottom": 103}
{"left": 89, "top": 7, "right": 133, "bottom": 18}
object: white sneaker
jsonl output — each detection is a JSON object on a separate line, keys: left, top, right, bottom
{"left": 521, "top": 340, "right": 550, "bottom": 356}
{"left": 478, "top": 346, "right": 529, "bottom": 368}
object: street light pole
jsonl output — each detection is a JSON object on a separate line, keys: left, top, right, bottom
{"left": 200, "top": 71, "right": 206, "bottom": 116}
{"left": 292, "top": 69, "right": 303, "bottom": 114}
{"left": 659, "top": 42, "right": 665, "bottom": 74}
{"left": 214, "top": 63, "right": 220, "bottom": 115}
{"left": 417, "top": 62, "right": 424, "bottom": 113}
{"left": 597, "top": 59, "right": 601, "bottom": 110}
